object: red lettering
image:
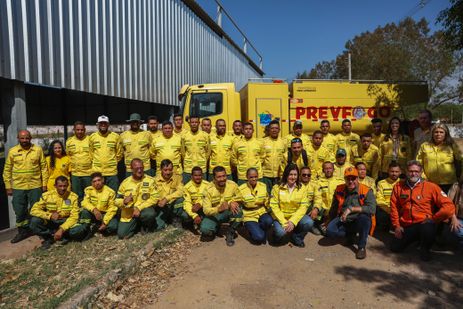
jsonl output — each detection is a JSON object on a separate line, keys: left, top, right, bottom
{"left": 368, "top": 107, "right": 377, "bottom": 118}
{"left": 307, "top": 107, "right": 317, "bottom": 120}
{"left": 379, "top": 106, "right": 391, "bottom": 118}
{"left": 341, "top": 106, "right": 351, "bottom": 119}
{"left": 295, "top": 107, "right": 305, "bottom": 119}
{"left": 319, "top": 106, "right": 328, "bottom": 119}
{"left": 330, "top": 107, "right": 341, "bottom": 119}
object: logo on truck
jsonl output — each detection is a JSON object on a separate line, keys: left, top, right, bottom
{"left": 294, "top": 105, "right": 391, "bottom": 121}
{"left": 258, "top": 112, "right": 272, "bottom": 126}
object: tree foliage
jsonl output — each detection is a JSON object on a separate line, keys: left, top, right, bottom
{"left": 437, "top": 0, "right": 463, "bottom": 51}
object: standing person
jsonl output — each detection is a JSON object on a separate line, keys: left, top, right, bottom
{"left": 390, "top": 160, "right": 455, "bottom": 261}
{"left": 262, "top": 120, "right": 286, "bottom": 193}
{"left": 183, "top": 167, "right": 209, "bottom": 227}
{"left": 239, "top": 168, "right": 272, "bottom": 245}
{"left": 147, "top": 115, "right": 161, "bottom": 139}
{"left": 371, "top": 118, "right": 386, "bottom": 148}
{"left": 30, "top": 177, "right": 85, "bottom": 249}
{"left": 376, "top": 162, "right": 402, "bottom": 231}
{"left": 378, "top": 117, "right": 412, "bottom": 179}
{"left": 306, "top": 130, "right": 334, "bottom": 178}
{"left": 231, "top": 122, "right": 265, "bottom": 185}
{"left": 89, "top": 115, "right": 123, "bottom": 192}
{"left": 336, "top": 119, "right": 360, "bottom": 162}
{"left": 270, "top": 164, "right": 313, "bottom": 247}
{"left": 201, "top": 166, "right": 243, "bottom": 246}
{"left": 413, "top": 109, "right": 433, "bottom": 156}
{"left": 66, "top": 121, "right": 92, "bottom": 200}
{"left": 120, "top": 113, "right": 153, "bottom": 176}
{"left": 182, "top": 115, "right": 209, "bottom": 183}
{"left": 279, "top": 138, "right": 310, "bottom": 177}
{"left": 173, "top": 114, "right": 188, "bottom": 137}
{"left": 229, "top": 120, "right": 243, "bottom": 142}
{"left": 150, "top": 121, "right": 183, "bottom": 176}
{"left": 333, "top": 149, "right": 354, "bottom": 180}
{"left": 320, "top": 120, "right": 336, "bottom": 153}
{"left": 201, "top": 118, "right": 212, "bottom": 134}
{"left": 327, "top": 167, "right": 376, "bottom": 259}
{"left": 356, "top": 162, "right": 376, "bottom": 194}
{"left": 115, "top": 159, "right": 159, "bottom": 239}
{"left": 209, "top": 119, "right": 234, "bottom": 180}
{"left": 285, "top": 120, "right": 310, "bottom": 148}
{"left": 350, "top": 133, "right": 380, "bottom": 180}
{"left": 45, "top": 140, "right": 70, "bottom": 192}
{"left": 3, "top": 130, "right": 48, "bottom": 243}
{"left": 416, "top": 123, "right": 462, "bottom": 193}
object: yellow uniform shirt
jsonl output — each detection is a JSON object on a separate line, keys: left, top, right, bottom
{"left": 81, "top": 185, "right": 117, "bottom": 225}
{"left": 228, "top": 132, "right": 243, "bottom": 144}
{"left": 183, "top": 180, "right": 210, "bottom": 219}
{"left": 314, "top": 176, "right": 344, "bottom": 212}
{"left": 333, "top": 162, "right": 354, "bottom": 180}
{"left": 66, "top": 135, "right": 92, "bottom": 177}
{"left": 209, "top": 133, "right": 234, "bottom": 174}
{"left": 262, "top": 136, "right": 286, "bottom": 178}
{"left": 154, "top": 174, "right": 184, "bottom": 203}
{"left": 372, "top": 133, "right": 386, "bottom": 148}
{"left": 46, "top": 156, "right": 71, "bottom": 191}
{"left": 231, "top": 137, "right": 265, "bottom": 180}
{"left": 238, "top": 182, "right": 269, "bottom": 222}
{"left": 270, "top": 184, "right": 309, "bottom": 226}
{"left": 150, "top": 130, "right": 162, "bottom": 140}
{"left": 115, "top": 175, "right": 159, "bottom": 222}
{"left": 182, "top": 130, "right": 210, "bottom": 173}
{"left": 279, "top": 152, "right": 308, "bottom": 177}
{"left": 301, "top": 181, "right": 321, "bottom": 209}
{"left": 120, "top": 130, "right": 152, "bottom": 172}
{"left": 379, "top": 135, "right": 412, "bottom": 173}
{"left": 150, "top": 134, "right": 183, "bottom": 175}
{"left": 335, "top": 132, "right": 360, "bottom": 162}
{"left": 89, "top": 131, "right": 123, "bottom": 176}
{"left": 202, "top": 180, "right": 243, "bottom": 217}
{"left": 321, "top": 133, "right": 337, "bottom": 153}
{"left": 306, "top": 143, "right": 335, "bottom": 178}
{"left": 359, "top": 176, "right": 377, "bottom": 195}
{"left": 376, "top": 177, "right": 400, "bottom": 213}
{"left": 285, "top": 133, "right": 310, "bottom": 149}
{"left": 350, "top": 144, "right": 380, "bottom": 179}
{"left": 3, "top": 144, "right": 48, "bottom": 190}
{"left": 174, "top": 127, "right": 189, "bottom": 138}
{"left": 30, "top": 190, "right": 79, "bottom": 231}
{"left": 416, "top": 142, "right": 462, "bottom": 185}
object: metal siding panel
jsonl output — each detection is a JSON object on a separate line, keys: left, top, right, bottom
{"left": 5, "top": 0, "right": 16, "bottom": 79}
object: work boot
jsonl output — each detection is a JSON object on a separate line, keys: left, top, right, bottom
{"left": 225, "top": 228, "right": 236, "bottom": 246}
{"left": 172, "top": 217, "right": 182, "bottom": 229}
{"left": 291, "top": 239, "right": 305, "bottom": 248}
{"left": 83, "top": 224, "right": 99, "bottom": 240}
{"left": 420, "top": 249, "right": 432, "bottom": 262}
{"left": 10, "top": 228, "right": 31, "bottom": 244}
{"left": 200, "top": 233, "right": 215, "bottom": 242}
{"left": 41, "top": 238, "right": 54, "bottom": 250}
{"left": 356, "top": 248, "right": 367, "bottom": 259}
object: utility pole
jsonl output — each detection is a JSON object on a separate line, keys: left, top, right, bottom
{"left": 348, "top": 52, "right": 352, "bottom": 81}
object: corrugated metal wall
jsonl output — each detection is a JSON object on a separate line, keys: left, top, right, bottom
{"left": 0, "top": 0, "right": 263, "bottom": 106}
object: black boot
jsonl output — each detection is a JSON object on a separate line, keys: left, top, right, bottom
{"left": 226, "top": 227, "right": 236, "bottom": 247}
{"left": 11, "top": 228, "right": 32, "bottom": 244}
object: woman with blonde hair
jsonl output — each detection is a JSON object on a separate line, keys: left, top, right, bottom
{"left": 416, "top": 123, "right": 462, "bottom": 192}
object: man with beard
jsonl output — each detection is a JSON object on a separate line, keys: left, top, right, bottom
{"left": 285, "top": 120, "right": 310, "bottom": 148}
{"left": 209, "top": 119, "right": 234, "bottom": 180}
{"left": 147, "top": 116, "right": 161, "bottom": 139}
{"left": 3, "top": 130, "right": 48, "bottom": 243}
{"left": 333, "top": 149, "right": 354, "bottom": 180}
{"left": 375, "top": 162, "right": 401, "bottom": 231}
{"left": 306, "top": 130, "right": 334, "bottom": 178}
{"left": 262, "top": 120, "right": 286, "bottom": 193}
{"left": 279, "top": 138, "right": 310, "bottom": 177}
{"left": 121, "top": 113, "right": 152, "bottom": 176}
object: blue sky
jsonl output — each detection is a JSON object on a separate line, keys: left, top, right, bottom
{"left": 196, "top": 0, "right": 451, "bottom": 79}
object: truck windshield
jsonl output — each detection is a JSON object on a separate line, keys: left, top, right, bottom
{"left": 189, "top": 92, "right": 223, "bottom": 117}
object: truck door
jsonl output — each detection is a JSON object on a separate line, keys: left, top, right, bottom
{"left": 254, "top": 98, "right": 283, "bottom": 138}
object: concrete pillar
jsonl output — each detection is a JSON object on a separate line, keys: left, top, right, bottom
{"left": 1, "top": 79, "right": 27, "bottom": 229}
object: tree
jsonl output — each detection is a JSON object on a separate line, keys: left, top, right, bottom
{"left": 437, "top": 0, "right": 463, "bottom": 51}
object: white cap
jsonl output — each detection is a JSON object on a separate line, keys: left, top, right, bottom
{"left": 97, "top": 115, "right": 109, "bottom": 123}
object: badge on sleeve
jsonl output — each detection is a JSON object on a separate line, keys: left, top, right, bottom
{"left": 142, "top": 193, "right": 150, "bottom": 200}
{"left": 65, "top": 199, "right": 71, "bottom": 205}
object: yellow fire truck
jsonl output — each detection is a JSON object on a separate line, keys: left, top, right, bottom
{"left": 178, "top": 79, "right": 428, "bottom": 137}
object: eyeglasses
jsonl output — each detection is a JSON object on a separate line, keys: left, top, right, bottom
{"left": 301, "top": 173, "right": 311, "bottom": 177}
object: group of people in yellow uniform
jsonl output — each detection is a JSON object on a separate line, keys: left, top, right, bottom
{"left": 3, "top": 109, "right": 462, "bottom": 260}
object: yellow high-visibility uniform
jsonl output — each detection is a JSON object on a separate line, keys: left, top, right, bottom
{"left": 202, "top": 180, "right": 242, "bottom": 216}
{"left": 183, "top": 180, "right": 210, "bottom": 219}
{"left": 372, "top": 133, "right": 386, "bottom": 148}
{"left": 115, "top": 175, "right": 159, "bottom": 222}
{"left": 182, "top": 130, "right": 210, "bottom": 173}
{"left": 350, "top": 144, "right": 380, "bottom": 179}
{"left": 333, "top": 162, "right": 354, "bottom": 180}
{"left": 231, "top": 137, "right": 265, "bottom": 180}
{"left": 262, "top": 136, "right": 286, "bottom": 178}
{"left": 285, "top": 133, "right": 310, "bottom": 149}
{"left": 174, "top": 127, "right": 189, "bottom": 138}
{"left": 301, "top": 181, "right": 321, "bottom": 209}
{"left": 120, "top": 130, "right": 152, "bottom": 172}
{"left": 379, "top": 135, "right": 412, "bottom": 174}
{"left": 376, "top": 177, "right": 400, "bottom": 213}
{"left": 209, "top": 133, "right": 234, "bottom": 174}
{"left": 30, "top": 190, "right": 79, "bottom": 231}
{"left": 150, "top": 130, "right": 162, "bottom": 140}
{"left": 81, "top": 185, "right": 118, "bottom": 225}
{"left": 238, "top": 181, "right": 269, "bottom": 222}
{"left": 154, "top": 174, "right": 184, "bottom": 203}
{"left": 279, "top": 152, "right": 308, "bottom": 177}
{"left": 306, "top": 143, "right": 335, "bottom": 178}
{"left": 66, "top": 135, "right": 92, "bottom": 176}
{"left": 321, "top": 133, "right": 337, "bottom": 153}
{"left": 46, "top": 156, "right": 71, "bottom": 191}
{"left": 359, "top": 176, "right": 377, "bottom": 195}
{"left": 3, "top": 144, "right": 48, "bottom": 190}
{"left": 416, "top": 142, "right": 463, "bottom": 185}
{"left": 89, "top": 131, "right": 123, "bottom": 176}
{"left": 228, "top": 132, "right": 243, "bottom": 144}
{"left": 335, "top": 132, "right": 360, "bottom": 162}
{"left": 314, "top": 176, "right": 344, "bottom": 212}
{"left": 270, "top": 184, "right": 309, "bottom": 226}
{"left": 150, "top": 134, "right": 183, "bottom": 175}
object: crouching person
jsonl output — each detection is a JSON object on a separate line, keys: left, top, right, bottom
{"left": 201, "top": 166, "right": 243, "bottom": 246}
{"left": 115, "top": 159, "right": 159, "bottom": 239}
{"left": 183, "top": 167, "right": 209, "bottom": 228}
{"left": 239, "top": 168, "right": 272, "bottom": 245}
{"left": 326, "top": 167, "right": 376, "bottom": 259}
{"left": 30, "top": 176, "right": 85, "bottom": 249}
{"left": 270, "top": 164, "right": 312, "bottom": 248}
{"left": 77, "top": 172, "right": 118, "bottom": 238}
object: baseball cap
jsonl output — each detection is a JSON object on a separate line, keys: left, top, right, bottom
{"left": 336, "top": 148, "right": 347, "bottom": 157}
{"left": 344, "top": 167, "right": 359, "bottom": 178}
{"left": 293, "top": 120, "right": 303, "bottom": 128}
{"left": 97, "top": 115, "right": 109, "bottom": 123}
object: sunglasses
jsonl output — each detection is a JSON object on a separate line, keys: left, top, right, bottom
{"left": 301, "top": 173, "right": 312, "bottom": 177}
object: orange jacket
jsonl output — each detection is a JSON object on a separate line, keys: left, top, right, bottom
{"left": 390, "top": 180, "right": 455, "bottom": 228}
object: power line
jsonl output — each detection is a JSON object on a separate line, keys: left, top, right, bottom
{"left": 402, "top": 0, "right": 431, "bottom": 20}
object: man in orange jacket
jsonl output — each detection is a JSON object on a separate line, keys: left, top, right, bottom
{"left": 390, "top": 160, "right": 455, "bottom": 261}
